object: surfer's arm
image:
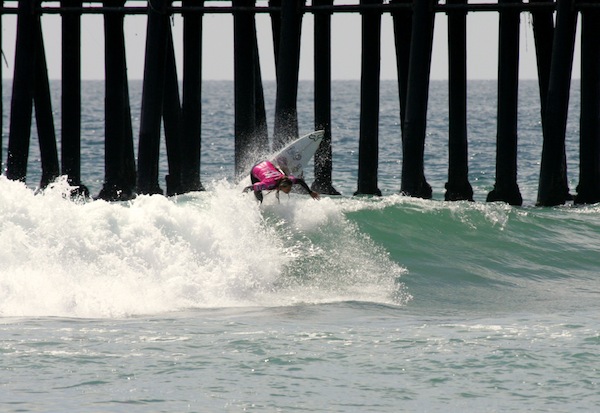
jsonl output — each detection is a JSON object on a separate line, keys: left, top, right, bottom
{"left": 251, "top": 182, "right": 270, "bottom": 191}
{"left": 245, "top": 182, "right": 267, "bottom": 203}
{"left": 292, "top": 178, "right": 320, "bottom": 199}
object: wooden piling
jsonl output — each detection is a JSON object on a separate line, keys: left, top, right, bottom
{"left": 273, "top": 0, "right": 304, "bottom": 150}
{"left": 487, "top": 0, "right": 522, "bottom": 206}
{"left": 137, "top": 0, "right": 171, "bottom": 195}
{"left": 7, "top": 0, "right": 59, "bottom": 189}
{"left": 7, "top": 0, "right": 37, "bottom": 183}
{"left": 253, "top": 27, "right": 270, "bottom": 158}
{"left": 530, "top": 0, "right": 571, "bottom": 206}
{"left": 61, "top": 0, "right": 89, "bottom": 197}
{"left": 269, "top": 0, "right": 282, "bottom": 73}
{"left": 445, "top": 0, "right": 473, "bottom": 201}
{"left": 33, "top": 22, "right": 60, "bottom": 189}
{"left": 312, "top": 0, "right": 340, "bottom": 195}
{"left": 163, "top": 26, "right": 184, "bottom": 196}
{"left": 391, "top": 0, "right": 412, "bottom": 135}
{"left": 530, "top": 0, "right": 554, "bottom": 117}
{"left": 98, "top": 0, "right": 136, "bottom": 201}
{"left": 234, "top": 0, "right": 258, "bottom": 177}
{"left": 400, "top": 0, "right": 436, "bottom": 199}
{"left": 575, "top": 5, "right": 600, "bottom": 204}
{"left": 355, "top": 0, "right": 383, "bottom": 196}
{"left": 537, "top": 0, "right": 577, "bottom": 206}
{"left": 181, "top": 0, "right": 205, "bottom": 193}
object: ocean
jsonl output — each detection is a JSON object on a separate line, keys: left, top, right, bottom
{"left": 1, "top": 79, "right": 599, "bottom": 412}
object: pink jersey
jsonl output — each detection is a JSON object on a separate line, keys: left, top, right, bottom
{"left": 251, "top": 161, "right": 297, "bottom": 191}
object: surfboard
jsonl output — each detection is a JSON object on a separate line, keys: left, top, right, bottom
{"left": 272, "top": 130, "right": 324, "bottom": 179}
{"left": 240, "top": 130, "right": 324, "bottom": 190}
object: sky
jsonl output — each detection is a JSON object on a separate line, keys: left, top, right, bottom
{"left": 0, "top": 1, "right": 581, "bottom": 81}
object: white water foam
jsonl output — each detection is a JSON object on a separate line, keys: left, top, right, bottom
{"left": 0, "top": 177, "right": 408, "bottom": 318}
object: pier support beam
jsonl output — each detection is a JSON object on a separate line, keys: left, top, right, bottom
{"left": 163, "top": 27, "right": 184, "bottom": 196}
{"left": 575, "top": 6, "right": 600, "bottom": 204}
{"left": 181, "top": 0, "right": 205, "bottom": 193}
{"left": 7, "top": 0, "right": 59, "bottom": 189}
{"left": 487, "top": 0, "right": 522, "bottom": 206}
{"left": 273, "top": 0, "right": 304, "bottom": 150}
{"left": 7, "top": 0, "right": 36, "bottom": 184}
{"left": 137, "top": 0, "right": 171, "bottom": 195}
{"left": 400, "top": 0, "right": 436, "bottom": 198}
{"left": 253, "top": 31, "right": 269, "bottom": 155}
{"left": 355, "top": 0, "right": 383, "bottom": 196}
{"left": 391, "top": 0, "right": 412, "bottom": 135}
{"left": 234, "top": 0, "right": 268, "bottom": 177}
{"left": 530, "top": 0, "right": 554, "bottom": 118}
{"left": 34, "top": 24, "right": 60, "bottom": 189}
{"left": 234, "top": 0, "right": 258, "bottom": 177}
{"left": 98, "top": 0, "right": 136, "bottom": 201}
{"left": 445, "top": 0, "right": 473, "bottom": 201}
{"left": 537, "top": 0, "right": 577, "bottom": 206}
{"left": 312, "top": 0, "right": 340, "bottom": 195}
{"left": 61, "top": 0, "right": 89, "bottom": 197}
{"left": 269, "top": 0, "right": 282, "bottom": 77}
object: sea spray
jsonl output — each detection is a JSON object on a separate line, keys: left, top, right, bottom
{"left": 0, "top": 178, "right": 410, "bottom": 317}
{"left": 260, "top": 195, "right": 410, "bottom": 306}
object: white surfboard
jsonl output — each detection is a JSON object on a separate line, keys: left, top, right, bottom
{"left": 272, "top": 130, "right": 324, "bottom": 179}
{"left": 240, "top": 130, "right": 324, "bottom": 189}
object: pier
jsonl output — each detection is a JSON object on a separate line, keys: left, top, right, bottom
{"left": 1, "top": 0, "right": 599, "bottom": 206}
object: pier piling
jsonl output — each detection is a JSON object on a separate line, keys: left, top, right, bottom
{"left": 98, "top": 0, "right": 136, "bottom": 201}
{"left": 253, "top": 31, "right": 270, "bottom": 157}
{"left": 575, "top": 5, "right": 600, "bottom": 204}
{"left": 33, "top": 22, "right": 60, "bottom": 189}
{"left": 355, "top": 0, "right": 383, "bottom": 196}
{"left": 391, "top": 0, "right": 411, "bottom": 138}
{"left": 61, "top": 0, "right": 89, "bottom": 196}
{"left": 163, "top": 26, "right": 185, "bottom": 196}
{"left": 530, "top": 0, "right": 554, "bottom": 118}
{"left": 312, "top": 0, "right": 340, "bottom": 195}
{"left": 7, "top": 0, "right": 38, "bottom": 184}
{"left": 537, "top": 0, "right": 577, "bottom": 206}
{"left": 7, "top": 0, "right": 59, "bottom": 189}
{"left": 136, "top": 0, "right": 171, "bottom": 196}
{"left": 400, "top": 0, "right": 436, "bottom": 199}
{"left": 181, "top": 0, "right": 205, "bottom": 193}
{"left": 273, "top": 0, "right": 303, "bottom": 150}
{"left": 234, "top": 0, "right": 259, "bottom": 177}
{"left": 487, "top": 0, "right": 523, "bottom": 206}
{"left": 445, "top": 0, "right": 473, "bottom": 201}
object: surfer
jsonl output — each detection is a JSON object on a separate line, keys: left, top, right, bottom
{"left": 243, "top": 160, "right": 320, "bottom": 203}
